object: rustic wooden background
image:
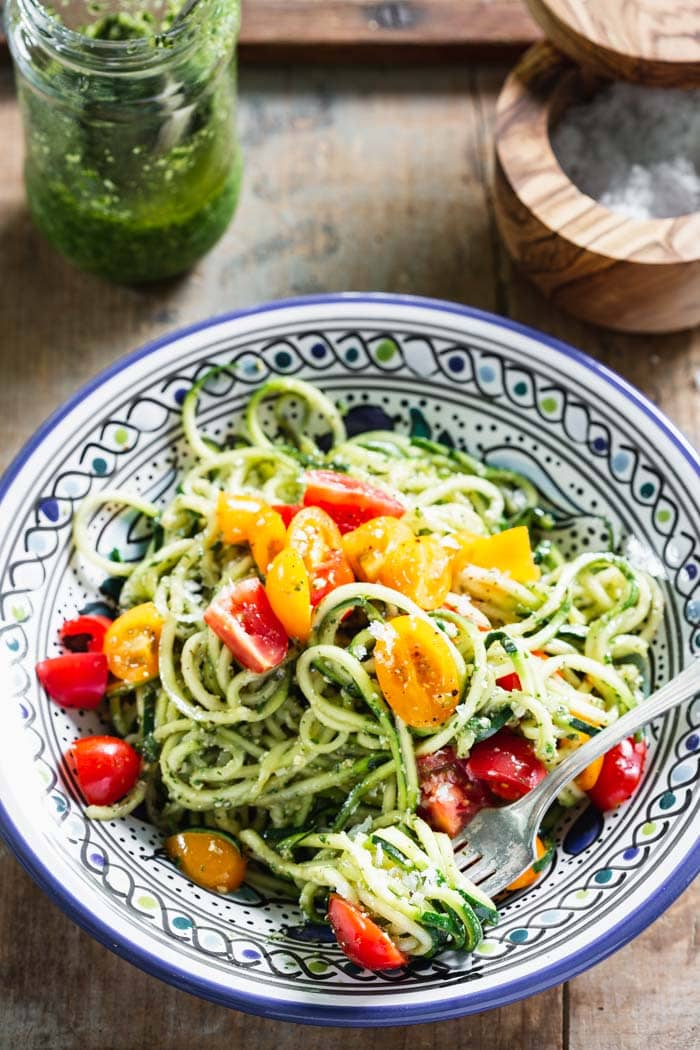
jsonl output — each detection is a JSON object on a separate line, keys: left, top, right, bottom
{"left": 0, "top": 48, "right": 698, "bottom": 1050}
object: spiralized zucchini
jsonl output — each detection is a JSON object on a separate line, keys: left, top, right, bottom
{"left": 73, "top": 377, "right": 662, "bottom": 962}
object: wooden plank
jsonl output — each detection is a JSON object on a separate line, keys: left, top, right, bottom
{"left": 240, "top": 0, "right": 539, "bottom": 46}
{"left": 0, "top": 2, "right": 542, "bottom": 60}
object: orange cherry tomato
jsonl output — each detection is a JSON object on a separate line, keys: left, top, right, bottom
{"left": 506, "top": 836, "right": 547, "bottom": 891}
{"left": 378, "top": 536, "right": 452, "bottom": 611}
{"left": 248, "top": 506, "right": 287, "bottom": 574}
{"left": 265, "top": 547, "right": 312, "bottom": 642}
{"left": 165, "top": 828, "right": 247, "bottom": 893}
{"left": 287, "top": 506, "right": 354, "bottom": 605}
{"left": 373, "top": 615, "right": 462, "bottom": 729}
{"left": 342, "top": 516, "right": 414, "bottom": 583}
{"left": 216, "top": 492, "right": 268, "bottom": 544}
{"left": 103, "top": 602, "right": 164, "bottom": 684}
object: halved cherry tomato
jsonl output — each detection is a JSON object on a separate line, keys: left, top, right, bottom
{"left": 327, "top": 894, "right": 407, "bottom": 970}
{"left": 417, "top": 747, "right": 493, "bottom": 837}
{"left": 342, "top": 516, "right": 414, "bottom": 583}
{"left": 204, "top": 577, "right": 288, "bottom": 673}
{"left": 104, "top": 602, "right": 164, "bottom": 684}
{"left": 68, "top": 735, "right": 140, "bottom": 806}
{"left": 587, "top": 737, "right": 647, "bottom": 811}
{"left": 496, "top": 672, "right": 521, "bottom": 692}
{"left": 575, "top": 754, "right": 604, "bottom": 792}
{"left": 453, "top": 525, "right": 540, "bottom": 584}
{"left": 36, "top": 652, "right": 108, "bottom": 709}
{"left": 507, "top": 836, "right": 548, "bottom": 891}
{"left": 248, "top": 506, "right": 287, "bottom": 574}
{"left": 287, "top": 506, "right": 354, "bottom": 605}
{"left": 271, "top": 503, "right": 302, "bottom": 528}
{"left": 59, "top": 614, "right": 112, "bottom": 653}
{"left": 216, "top": 493, "right": 266, "bottom": 544}
{"left": 373, "top": 615, "right": 462, "bottom": 729}
{"left": 216, "top": 493, "right": 286, "bottom": 573}
{"left": 378, "top": 535, "right": 452, "bottom": 611}
{"left": 466, "top": 728, "right": 546, "bottom": 801}
{"left": 303, "top": 470, "right": 405, "bottom": 534}
{"left": 265, "top": 547, "right": 312, "bottom": 642}
{"left": 165, "top": 828, "right": 247, "bottom": 893}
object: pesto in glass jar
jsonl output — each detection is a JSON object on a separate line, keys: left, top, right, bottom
{"left": 5, "top": 0, "right": 242, "bottom": 283}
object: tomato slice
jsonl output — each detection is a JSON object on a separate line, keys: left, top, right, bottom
{"left": 204, "top": 577, "right": 288, "bottom": 673}
{"left": 104, "top": 602, "right": 164, "bottom": 684}
{"left": 68, "top": 735, "right": 141, "bottom": 806}
{"left": 265, "top": 547, "right": 312, "bottom": 642}
{"left": 417, "top": 748, "right": 493, "bottom": 837}
{"left": 373, "top": 615, "right": 462, "bottom": 729}
{"left": 271, "top": 503, "right": 303, "bottom": 528}
{"left": 303, "top": 470, "right": 405, "bottom": 534}
{"left": 496, "top": 672, "right": 521, "bottom": 692}
{"left": 587, "top": 737, "right": 647, "bottom": 811}
{"left": 165, "top": 828, "right": 247, "bottom": 893}
{"left": 59, "top": 614, "right": 112, "bottom": 653}
{"left": 287, "top": 506, "right": 354, "bottom": 605}
{"left": 36, "top": 652, "right": 108, "bottom": 709}
{"left": 466, "top": 728, "right": 546, "bottom": 801}
{"left": 378, "top": 535, "right": 453, "bottom": 611}
{"left": 342, "top": 516, "right": 414, "bottom": 583}
{"left": 327, "top": 894, "right": 407, "bottom": 970}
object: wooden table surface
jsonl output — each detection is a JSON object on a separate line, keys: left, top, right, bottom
{"left": 0, "top": 55, "right": 698, "bottom": 1050}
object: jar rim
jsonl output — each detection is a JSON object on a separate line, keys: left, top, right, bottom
{"left": 12, "top": 0, "right": 227, "bottom": 70}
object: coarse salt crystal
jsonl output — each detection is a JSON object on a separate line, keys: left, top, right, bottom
{"left": 551, "top": 82, "right": 700, "bottom": 220}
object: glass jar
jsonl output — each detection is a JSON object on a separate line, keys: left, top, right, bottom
{"left": 5, "top": 0, "right": 242, "bottom": 283}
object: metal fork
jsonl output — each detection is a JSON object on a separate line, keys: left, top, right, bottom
{"left": 454, "top": 659, "right": 700, "bottom": 898}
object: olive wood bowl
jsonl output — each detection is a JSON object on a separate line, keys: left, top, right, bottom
{"left": 494, "top": 42, "right": 700, "bottom": 333}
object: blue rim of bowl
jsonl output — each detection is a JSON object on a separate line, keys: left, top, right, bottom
{"left": 0, "top": 293, "right": 698, "bottom": 1026}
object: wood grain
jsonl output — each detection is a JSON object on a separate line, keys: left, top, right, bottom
{"left": 526, "top": 0, "right": 700, "bottom": 86}
{"left": 494, "top": 43, "right": 700, "bottom": 332}
{"left": 1, "top": 56, "right": 699, "bottom": 1050}
{"left": 0, "top": 1, "right": 543, "bottom": 63}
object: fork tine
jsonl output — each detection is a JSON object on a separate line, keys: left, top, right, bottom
{"left": 461, "top": 857, "right": 497, "bottom": 884}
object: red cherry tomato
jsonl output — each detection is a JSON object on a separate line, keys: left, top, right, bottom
{"left": 36, "top": 653, "right": 108, "bottom": 709}
{"left": 327, "top": 894, "right": 407, "bottom": 971}
{"left": 496, "top": 672, "right": 521, "bottom": 692}
{"left": 417, "top": 747, "right": 493, "bottom": 837}
{"left": 271, "top": 503, "right": 303, "bottom": 528}
{"left": 303, "top": 470, "right": 405, "bottom": 534}
{"left": 308, "top": 547, "right": 355, "bottom": 606}
{"left": 587, "top": 737, "right": 647, "bottom": 811}
{"left": 203, "top": 577, "right": 288, "bottom": 674}
{"left": 68, "top": 735, "right": 141, "bottom": 806}
{"left": 466, "top": 728, "right": 546, "bottom": 801}
{"left": 59, "top": 614, "right": 112, "bottom": 653}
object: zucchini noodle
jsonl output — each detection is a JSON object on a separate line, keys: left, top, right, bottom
{"left": 72, "top": 378, "right": 662, "bottom": 963}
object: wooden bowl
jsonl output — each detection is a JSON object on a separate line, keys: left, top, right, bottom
{"left": 494, "top": 42, "right": 700, "bottom": 333}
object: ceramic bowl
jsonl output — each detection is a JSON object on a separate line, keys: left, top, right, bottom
{"left": 0, "top": 294, "right": 698, "bottom": 1025}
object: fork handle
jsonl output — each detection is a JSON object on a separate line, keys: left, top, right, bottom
{"left": 513, "top": 658, "right": 700, "bottom": 833}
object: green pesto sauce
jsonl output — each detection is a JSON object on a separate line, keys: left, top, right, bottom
{"left": 19, "top": 4, "right": 241, "bottom": 283}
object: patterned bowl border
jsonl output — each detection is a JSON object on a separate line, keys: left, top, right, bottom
{"left": 0, "top": 294, "right": 698, "bottom": 1026}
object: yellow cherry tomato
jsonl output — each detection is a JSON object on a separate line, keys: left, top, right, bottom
{"left": 265, "top": 547, "right": 312, "bottom": 642}
{"left": 216, "top": 492, "right": 268, "bottom": 544}
{"left": 165, "top": 828, "right": 246, "bottom": 893}
{"left": 575, "top": 754, "right": 605, "bottom": 792}
{"left": 373, "top": 615, "right": 462, "bottom": 728}
{"left": 287, "top": 506, "right": 355, "bottom": 604}
{"left": 248, "top": 506, "right": 287, "bottom": 574}
{"left": 378, "top": 536, "right": 452, "bottom": 610}
{"left": 104, "top": 601, "right": 164, "bottom": 684}
{"left": 342, "top": 516, "right": 414, "bottom": 582}
{"left": 506, "top": 836, "right": 547, "bottom": 891}
{"left": 452, "top": 525, "right": 540, "bottom": 584}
